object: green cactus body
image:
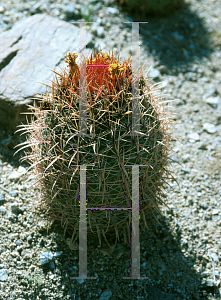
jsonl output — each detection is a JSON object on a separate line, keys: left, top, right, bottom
{"left": 16, "top": 49, "right": 179, "bottom": 246}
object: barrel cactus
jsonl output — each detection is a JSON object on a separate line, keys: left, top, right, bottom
{"left": 15, "top": 49, "right": 179, "bottom": 247}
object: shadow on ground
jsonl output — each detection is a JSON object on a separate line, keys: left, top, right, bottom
{"left": 121, "top": 0, "right": 213, "bottom": 74}
{"left": 22, "top": 208, "right": 220, "bottom": 300}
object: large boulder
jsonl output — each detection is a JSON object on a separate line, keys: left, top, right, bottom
{"left": 0, "top": 13, "right": 93, "bottom": 132}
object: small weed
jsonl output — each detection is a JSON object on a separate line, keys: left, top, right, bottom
{"left": 25, "top": 270, "right": 44, "bottom": 287}
{"left": 82, "top": 3, "right": 96, "bottom": 23}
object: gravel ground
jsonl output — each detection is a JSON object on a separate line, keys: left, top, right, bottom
{"left": 0, "top": 0, "right": 221, "bottom": 299}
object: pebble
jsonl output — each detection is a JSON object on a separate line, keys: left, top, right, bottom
{"left": 8, "top": 167, "right": 26, "bottom": 181}
{"left": 0, "top": 193, "right": 5, "bottom": 205}
{"left": 0, "top": 207, "right": 7, "bottom": 215}
{"left": 205, "top": 96, "right": 220, "bottom": 108}
{"left": 11, "top": 202, "right": 24, "bottom": 215}
{"left": 188, "top": 132, "right": 200, "bottom": 141}
{"left": 40, "top": 252, "right": 54, "bottom": 265}
{"left": 203, "top": 122, "right": 217, "bottom": 133}
{"left": 96, "top": 26, "right": 105, "bottom": 38}
{"left": 0, "top": 269, "right": 8, "bottom": 281}
{"left": 148, "top": 68, "right": 160, "bottom": 78}
{"left": 64, "top": 4, "right": 79, "bottom": 20}
{"left": 100, "top": 290, "right": 112, "bottom": 300}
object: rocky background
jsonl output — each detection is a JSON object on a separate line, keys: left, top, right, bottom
{"left": 0, "top": 0, "right": 221, "bottom": 299}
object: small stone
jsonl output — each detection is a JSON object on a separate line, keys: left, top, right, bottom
{"left": 27, "top": 236, "right": 32, "bottom": 244}
{"left": 182, "top": 154, "right": 190, "bottom": 163}
{"left": 172, "top": 32, "right": 184, "bottom": 41}
{"left": 0, "top": 135, "right": 12, "bottom": 147}
{"left": 205, "top": 97, "right": 220, "bottom": 108}
{"left": 206, "top": 86, "right": 216, "bottom": 97}
{"left": 187, "top": 73, "right": 193, "bottom": 81}
{"left": 11, "top": 251, "right": 19, "bottom": 258}
{"left": 54, "top": 251, "right": 63, "bottom": 257}
{"left": 9, "top": 191, "right": 18, "bottom": 197}
{"left": 0, "top": 206, "right": 7, "bottom": 215}
{"left": 95, "top": 40, "right": 107, "bottom": 52}
{"left": 17, "top": 166, "right": 27, "bottom": 174}
{"left": 49, "top": 262, "right": 55, "bottom": 269}
{"left": 203, "top": 123, "right": 217, "bottom": 134}
{"left": 96, "top": 26, "right": 105, "bottom": 38}
{"left": 217, "top": 116, "right": 221, "bottom": 125}
{"left": 11, "top": 203, "right": 23, "bottom": 215}
{"left": 0, "top": 193, "right": 5, "bottom": 205}
{"left": 100, "top": 290, "right": 112, "bottom": 300}
{"left": 158, "top": 65, "right": 168, "bottom": 74}
{"left": 198, "top": 143, "right": 208, "bottom": 150}
{"left": 210, "top": 252, "right": 219, "bottom": 262}
{"left": 76, "top": 278, "right": 85, "bottom": 284}
{"left": 8, "top": 171, "right": 21, "bottom": 182}
{"left": 64, "top": 5, "right": 79, "bottom": 19}
{"left": 181, "top": 168, "right": 190, "bottom": 174}
{"left": 203, "top": 278, "right": 217, "bottom": 287}
{"left": 0, "top": 269, "right": 8, "bottom": 281}
{"left": 159, "top": 80, "right": 168, "bottom": 88}
{"left": 0, "top": 6, "right": 5, "bottom": 13}
{"left": 8, "top": 166, "right": 26, "bottom": 181}
{"left": 106, "top": 7, "right": 118, "bottom": 14}
{"left": 40, "top": 252, "right": 54, "bottom": 266}
{"left": 174, "top": 99, "right": 184, "bottom": 106}
{"left": 148, "top": 68, "right": 160, "bottom": 79}
{"left": 188, "top": 132, "right": 200, "bottom": 141}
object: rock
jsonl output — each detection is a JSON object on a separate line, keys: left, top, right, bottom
{"left": 181, "top": 168, "right": 191, "bottom": 174}
{"left": 0, "top": 269, "right": 8, "bottom": 281}
{"left": 11, "top": 202, "right": 24, "bottom": 215}
{"left": 94, "top": 40, "right": 108, "bottom": 53}
{"left": 205, "top": 86, "right": 217, "bottom": 97}
{"left": 64, "top": 5, "right": 81, "bottom": 20}
{"left": 204, "top": 96, "right": 220, "bottom": 108}
{"left": 0, "top": 193, "right": 5, "bottom": 205}
{"left": 198, "top": 143, "right": 208, "bottom": 150}
{"left": 0, "top": 206, "right": 7, "bottom": 215}
{"left": 106, "top": 7, "right": 118, "bottom": 14}
{"left": 0, "top": 6, "right": 5, "bottom": 14}
{"left": 159, "top": 80, "right": 168, "bottom": 88}
{"left": 54, "top": 251, "right": 63, "bottom": 257}
{"left": 202, "top": 278, "right": 217, "bottom": 287}
{"left": 8, "top": 166, "right": 26, "bottom": 182}
{"left": 148, "top": 68, "right": 160, "bottom": 79}
{"left": 100, "top": 290, "right": 112, "bottom": 300}
{"left": 188, "top": 132, "right": 200, "bottom": 141}
{"left": 209, "top": 252, "right": 219, "bottom": 262}
{"left": 96, "top": 26, "right": 105, "bottom": 38}
{"left": 49, "top": 262, "right": 55, "bottom": 269}
{"left": 0, "top": 135, "right": 13, "bottom": 147}
{"left": 158, "top": 65, "right": 168, "bottom": 74}
{"left": 173, "top": 99, "right": 184, "bottom": 106}
{"left": 0, "top": 13, "right": 93, "bottom": 131}
{"left": 182, "top": 154, "right": 190, "bottom": 163}
{"left": 40, "top": 252, "right": 54, "bottom": 266}
{"left": 203, "top": 123, "right": 217, "bottom": 134}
